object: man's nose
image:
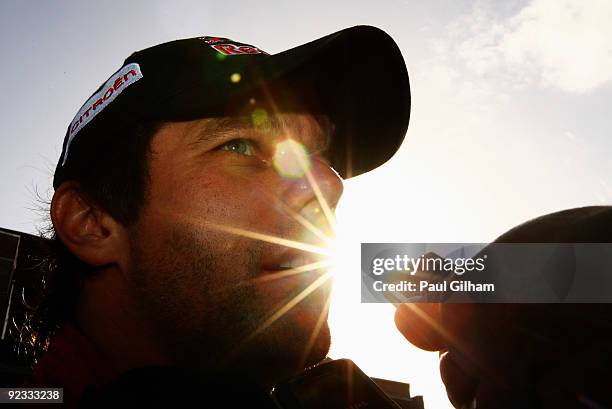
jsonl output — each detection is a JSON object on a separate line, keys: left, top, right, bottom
{"left": 279, "top": 154, "right": 344, "bottom": 224}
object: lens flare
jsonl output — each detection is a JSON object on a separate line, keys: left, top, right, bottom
{"left": 274, "top": 139, "right": 311, "bottom": 179}
{"left": 205, "top": 221, "right": 329, "bottom": 256}
{"left": 251, "top": 108, "right": 270, "bottom": 130}
{"left": 298, "top": 288, "right": 332, "bottom": 371}
{"left": 251, "top": 260, "right": 330, "bottom": 284}
{"left": 236, "top": 271, "right": 332, "bottom": 346}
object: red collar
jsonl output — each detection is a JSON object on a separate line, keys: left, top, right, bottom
{"left": 29, "top": 323, "right": 117, "bottom": 407}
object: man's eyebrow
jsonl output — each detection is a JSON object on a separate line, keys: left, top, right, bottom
{"left": 191, "top": 117, "right": 253, "bottom": 143}
{"left": 190, "top": 115, "right": 332, "bottom": 148}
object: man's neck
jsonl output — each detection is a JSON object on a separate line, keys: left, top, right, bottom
{"left": 76, "top": 266, "right": 171, "bottom": 374}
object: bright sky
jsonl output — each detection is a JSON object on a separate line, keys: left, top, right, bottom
{"left": 2, "top": 1, "right": 612, "bottom": 407}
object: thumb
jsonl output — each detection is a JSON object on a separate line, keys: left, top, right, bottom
{"left": 394, "top": 303, "right": 446, "bottom": 351}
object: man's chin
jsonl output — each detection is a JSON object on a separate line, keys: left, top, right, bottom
{"left": 301, "top": 321, "right": 331, "bottom": 364}
{"left": 215, "top": 321, "right": 328, "bottom": 391}
{"left": 275, "top": 321, "right": 331, "bottom": 386}
{"left": 252, "top": 271, "right": 332, "bottom": 363}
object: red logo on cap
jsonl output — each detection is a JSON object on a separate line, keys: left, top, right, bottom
{"left": 211, "top": 43, "right": 268, "bottom": 56}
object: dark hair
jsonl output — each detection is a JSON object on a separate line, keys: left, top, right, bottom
{"left": 21, "top": 121, "right": 162, "bottom": 363}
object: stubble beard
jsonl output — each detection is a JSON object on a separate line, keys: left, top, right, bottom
{"left": 125, "top": 223, "right": 331, "bottom": 384}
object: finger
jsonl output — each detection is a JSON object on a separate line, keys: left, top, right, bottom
{"left": 394, "top": 303, "right": 480, "bottom": 352}
{"left": 439, "top": 351, "right": 478, "bottom": 408}
{"left": 394, "top": 302, "right": 446, "bottom": 351}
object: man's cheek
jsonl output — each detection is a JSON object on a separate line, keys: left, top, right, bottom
{"left": 255, "top": 273, "right": 332, "bottom": 317}
{"left": 195, "top": 189, "right": 274, "bottom": 228}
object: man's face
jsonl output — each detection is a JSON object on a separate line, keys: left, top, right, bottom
{"left": 125, "top": 112, "right": 343, "bottom": 383}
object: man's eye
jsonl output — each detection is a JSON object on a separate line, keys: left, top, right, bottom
{"left": 218, "top": 139, "right": 257, "bottom": 156}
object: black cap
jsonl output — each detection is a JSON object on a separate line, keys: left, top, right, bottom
{"left": 53, "top": 25, "right": 410, "bottom": 188}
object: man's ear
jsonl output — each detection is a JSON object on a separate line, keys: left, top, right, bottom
{"left": 51, "top": 182, "right": 129, "bottom": 269}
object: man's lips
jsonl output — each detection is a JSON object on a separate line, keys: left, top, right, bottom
{"left": 260, "top": 249, "right": 326, "bottom": 273}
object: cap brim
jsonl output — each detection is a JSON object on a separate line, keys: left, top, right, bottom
{"left": 249, "top": 26, "right": 411, "bottom": 178}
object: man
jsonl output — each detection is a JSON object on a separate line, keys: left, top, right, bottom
{"left": 395, "top": 206, "right": 612, "bottom": 408}
{"left": 28, "top": 26, "right": 410, "bottom": 407}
